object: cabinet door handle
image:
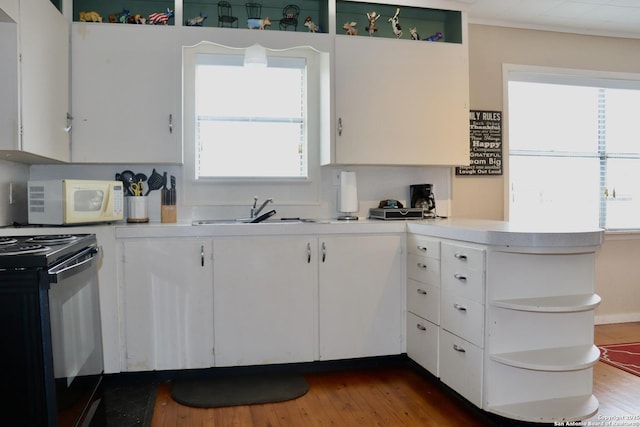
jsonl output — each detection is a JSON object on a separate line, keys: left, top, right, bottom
{"left": 201, "top": 245, "right": 204, "bottom": 267}
{"left": 307, "top": 242, "right": 311, "bottom": 263}
{"left": 453, "top": 344, "right": 466, "bottom": 353}
{"left": 453, "top": 303, "right": 467, "bottom": 312}
{"left": 338, "top": 117, "right": 343, "bottom": 136}
{"left": 454, "top": 273, "right": 467, "bottom": 282}
{"left": 417, "top": 262, "right": 427, "bottom": 269}
{"left": 416, "top": 288, "right": 427, "bottom": 295}
{"left": 321, "top": 242, "right": 326, "bottom": 263}
{"left": 64, "top": 112, "right": 73, "bottom": 132}
{"left": 417, "top": 245, "right": 427, "bottom": 253}
{"left": 169, "top": 114, "right": 173, "bottom": 134}
{"left": 454, "top": 253, "right": 468, "bottom": 261}
{"left": 416, "top": 323, "right": 427, "bottom": 331}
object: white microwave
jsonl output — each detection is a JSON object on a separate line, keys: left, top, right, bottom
{"left": 28, "top": 180, "right": 125, "bottom": 225}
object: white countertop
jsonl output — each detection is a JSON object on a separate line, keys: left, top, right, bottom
{"left": 112, "top": 217, "right": 604, "bottom": 251}
{"left": 407, "top": 218, "right": 603, "bottom": 249}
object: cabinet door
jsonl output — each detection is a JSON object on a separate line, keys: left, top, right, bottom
{"left": 19, "top": 0, "right": 69, "bottom": 162}
{"left": 121, "top": 239, "right": 213, "bottom": 371}
{"left": 334, "top": 37, "right": 469, "bottom": 165}
{"left": 319, "top": 234, "right": 404, "bottom": 360}
{"left": 213, "top": 236, "right": 317, "bottom": 367}
{"left": 71, "top": 24, "right": 180, "bottom": 163}
{"left": 0, "top": 19, "right": 18, "bottom": 151}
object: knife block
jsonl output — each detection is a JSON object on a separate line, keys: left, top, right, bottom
{"left": 161, "top": 204, "right": 177, "bottom": 223}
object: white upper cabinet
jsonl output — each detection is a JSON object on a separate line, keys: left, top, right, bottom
{"left": 0, "top": 0, "right": 70, "bottom": 163}
{"left": 329, "top": 0, "right": 470, "bottom": 165}
{"left": 70, "top": 24, "right": 181, "bottom": 163}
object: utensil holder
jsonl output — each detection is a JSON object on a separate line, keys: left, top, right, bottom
{"left": 127, "top": 196, "right": 149, "bottom": 223}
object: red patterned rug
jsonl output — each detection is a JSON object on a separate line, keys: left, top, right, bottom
{"left": 598, "top": 342, "right": 640, "bottom": 377}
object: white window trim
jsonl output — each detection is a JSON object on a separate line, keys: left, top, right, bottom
{"left": 182, "top": 41, "right": 329, "bottom": 207}
{"left": 502, "top": 63, "right": 640, "bottom": 221}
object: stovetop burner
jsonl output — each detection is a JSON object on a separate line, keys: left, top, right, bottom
{"left": 0, "top": 237, "right": 18, "bottom": 246}
{"left": 0, "top": 244, "right": 50, "bottom": 256}
{"left": 26, "top": 234, "right": 77, "bottom": 245}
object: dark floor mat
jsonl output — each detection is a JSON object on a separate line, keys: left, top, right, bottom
{"left": 90, "top": 379, "right": 157, "bottom": 427}
{"left": 171, "top": 373, "right": 308, "bottom": 408}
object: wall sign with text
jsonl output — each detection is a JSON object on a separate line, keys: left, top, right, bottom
{"left": 456, "top": 110, "right": 502, "bottom": 176}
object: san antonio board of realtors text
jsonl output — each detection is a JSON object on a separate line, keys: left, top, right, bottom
{"left": 456, "top": 110, "right": 502, "bottom": 176}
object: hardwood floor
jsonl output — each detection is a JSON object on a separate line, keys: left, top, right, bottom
{"left": 151, "top": 323, "right": 640, "bottom": 426}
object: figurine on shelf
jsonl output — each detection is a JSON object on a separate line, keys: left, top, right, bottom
{"left": 424, "top": 31, "right": 443, "bottom": 41}
{"left": 388, "top": 7, "right": 402, "bottom": 38}
{"left": 186, "top": 13, "right": 208, "bottom": 26}
{"left": 128, "top": 14, "right": 146, "bottom": 24}
{"left": 78, "top": 11, "right": 103, "bottom": 23}
{"left": 304, "top": 16, "right": 319, "bottom": 32}
{"left": 109, "top": 9, "right": 130, "bottom": 23}
{"left": 409, "top": 27, "right": 419, "bottom": 40}
{"left": 365, "top": 11, "right": 380, "bottom": 36}
{"left": 247, "top": 17, "right": 271, "bottom": 29}
{"left": 343, "top": 21, "right": 358, "bottom": 36}
{"left": 148, "top": 9, "right": 174, "bottom": 25}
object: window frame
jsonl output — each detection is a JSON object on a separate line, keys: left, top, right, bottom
{"left": 503, "top": 64, "right": 640, "bottom": 230}
{"left": 182, "top": 41, "right": 329, "bottom": 207}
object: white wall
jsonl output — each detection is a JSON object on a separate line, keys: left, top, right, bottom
{"left": 458, "top": 24, "right": 640, "bottom": 323}
{"left": 29, "top": 163, "right": 452, "bottom": 222}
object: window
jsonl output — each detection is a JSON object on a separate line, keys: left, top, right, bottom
{"left": 507, "top": 66, "right": 640, "bottom": 230}
{"left": 182, "top": 42, "right": 329, "bottom": 206}
{"left": 195, "top": 54, "right": 307, "bottom": 179}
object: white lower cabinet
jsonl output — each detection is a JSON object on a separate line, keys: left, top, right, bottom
{"left": 319, "top": 234, "right": 404, "bottom": 360}
{"left": 439, "top": 328, "right": 483, "bottom": 407}
{"left": 406, "top": 232, "right": 601, "bottom": 423}
{"left": 120, "top": 238, "right": 214, "bottom": 371}
{"left": 212, "top": 236, "right": 317, "bottom": 367}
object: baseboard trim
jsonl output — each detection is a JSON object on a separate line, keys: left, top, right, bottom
{"left": 595, "top": 313, "right": 640, "bottom": 325}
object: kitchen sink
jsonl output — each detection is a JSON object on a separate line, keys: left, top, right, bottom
{"left": 192, "top": 218, "right": 322, "bottom": 225}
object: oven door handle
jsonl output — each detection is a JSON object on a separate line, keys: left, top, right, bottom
{"left": 48, "top": 246, "right": 100, "bottom": 283}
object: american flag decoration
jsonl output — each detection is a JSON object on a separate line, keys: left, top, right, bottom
{"left": 148, "top": 8, "right": 174, "bottom": 25}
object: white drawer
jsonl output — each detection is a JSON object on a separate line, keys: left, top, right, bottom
{"left": 408, "top": 235, "right": 440, "bottom": 259}
{"left": 407, "top": 312, "right": 438, "bottom": 376}
{"left": 408, "top": 254, "right": 440, "bottom": 285}
{"left": 407, "top": 279, "right": 439, "bottom": 324}
{"left": 441, "top": 263, "right": 484, "bottom": 303}
{"left": 439, "top": 329, "right": 483, "bottom": 408}
{"left": 441, "top": 293, "right": 484, "bottom": 347}
{"left": 441, "top": 242, "right": 485, "bottom": 271}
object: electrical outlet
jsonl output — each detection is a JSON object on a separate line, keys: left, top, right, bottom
{"left": 333, "top": 171, "right": 341, "bottom": 186}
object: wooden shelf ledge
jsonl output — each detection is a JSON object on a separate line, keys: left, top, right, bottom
{"left": 490, "top": 344, "right": 600, "bottom": 371}
{"left": 488, "top": 394, "right": 599, "bottom": 423}
{"left": 492, "top": 294, "right": 601, "bottom": 313}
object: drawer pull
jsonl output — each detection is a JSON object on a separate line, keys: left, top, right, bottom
{"left": 417, "top": 245, "right": 428, "bottom": 252}
{"left": 453, "top": 344, "right": 466, "bottom": 353}
{"left": 416, "top": 323, "right": 427, "bottom": 331}
{"left": 453, "top": 303, "right": 467, "bottom": 312}
{"left": 454, "top": 273, "right": 467, "bottom": 282}
{"left": 416, "top": 288, "right": 427, "bottom": 295}
{"left": 417, "top": 262, "right": 428, "bottom": 269}
{"left": 454, "top": 253, "right": 468, "bottom": 261}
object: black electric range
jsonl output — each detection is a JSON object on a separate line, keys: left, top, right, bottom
{"left": 0, "top": 233, "right": 97, "bottom": 269}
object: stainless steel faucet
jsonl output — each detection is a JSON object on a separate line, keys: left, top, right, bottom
{"left": 251, "top": 196, "right": 273, "bottom": 218}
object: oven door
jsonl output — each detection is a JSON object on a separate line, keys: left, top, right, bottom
{"left": 48, "top": 246, "right": 104, "bottom": 426}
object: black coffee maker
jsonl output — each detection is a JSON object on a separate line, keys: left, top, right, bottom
{"left": 410, "top": 184, "right": 436, "bottom": 216}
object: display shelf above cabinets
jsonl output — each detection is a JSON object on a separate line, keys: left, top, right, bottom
{"left": 336, "top": 0, "right": 462, "bottom": 42}
{"left": 74, "top": 0, "right": 175, "bottom": 24}
{"left": 72, "top": 0, "right": 329, "bottom": 31}
{"left": 184, "top": 0, "right": 328, "bottom": 32}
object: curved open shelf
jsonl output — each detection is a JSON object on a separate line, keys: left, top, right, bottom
{"left": 492, "top": 294, "right": 601, "bottom": 313}
{"left": 490, "top": 344, "right": 600, "bottom": 371}
{"left": 488, "top": 394, "right": 598, "bottom": 423}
